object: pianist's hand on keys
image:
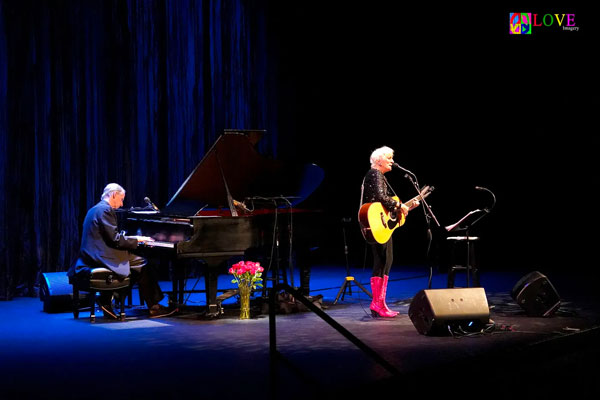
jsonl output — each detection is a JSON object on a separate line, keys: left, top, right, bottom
{"left": 127, "top": 235, "right": 155, "bottom": 244}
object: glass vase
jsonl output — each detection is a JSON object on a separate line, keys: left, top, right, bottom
{"left": 238, "top": 285, "right": 251, "bottom": 319}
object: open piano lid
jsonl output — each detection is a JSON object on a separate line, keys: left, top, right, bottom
{"left": 163, "top": 130, "right": 325, "bottom": 216}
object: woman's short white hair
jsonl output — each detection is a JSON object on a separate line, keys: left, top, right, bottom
{"left": 101, "top": 183, "right": 125, "bottom": 200}
{"left": 370, "top": 146, "right": 394, "bottom": 167}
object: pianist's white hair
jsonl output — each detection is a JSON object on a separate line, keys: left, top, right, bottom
{"left": 101, "top": 183, "right": 126, "bottom": 200}
{"left": 370, "top": 146, "right": 394, "bottom": 168}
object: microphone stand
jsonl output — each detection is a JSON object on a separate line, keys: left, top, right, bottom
{"left": 401, "top": 171, "right": 440, "bottom": 289}
{"left": 246, "top": 196, "right": 297, "bottom": 294}
{"left": 333, "top": 217, "right": 372, "bottom": 304}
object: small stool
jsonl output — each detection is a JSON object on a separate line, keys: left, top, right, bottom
{"left": 446, "top": 236, "right": 480, "bottom": 288}
{"left": 71, "top": 268, "right": 131, "bottom": 322}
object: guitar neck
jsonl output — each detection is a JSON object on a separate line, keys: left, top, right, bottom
{"left": 405, "top": 187, "right": 431, "bottom": 210}
{"left": 405, "top": 197, "right": 420, "bottom": 210}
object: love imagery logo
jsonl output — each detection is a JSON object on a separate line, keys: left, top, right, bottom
{"left": 509, "top": 13, "right": 578, "bottom": 34}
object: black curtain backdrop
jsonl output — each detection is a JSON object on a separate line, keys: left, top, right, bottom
{"left": 269, "top": 3, "right": 597, "bottom": 280}
{"left": 1, "top": 1, "right": 597, "bottom": 299}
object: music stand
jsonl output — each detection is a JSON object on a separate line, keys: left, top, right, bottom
{"left": 445, "top": 209, "right": 488, "bottom": 287}
{"left": 444, "top": 186, "right": 496, "bottom": 287}
{"left": 333, "top": 218, "right": 371, "bottom": 304}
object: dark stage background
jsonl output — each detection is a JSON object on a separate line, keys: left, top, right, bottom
{"left": 1, "top": 1, "right": 596, "bottom": 299}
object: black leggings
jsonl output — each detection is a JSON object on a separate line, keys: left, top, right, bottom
{"left": 371, "top": 238, "right": 393, "bottom": 277}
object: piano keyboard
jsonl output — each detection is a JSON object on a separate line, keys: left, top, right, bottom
{"left": 143, "top": 240, "right": 175, "bottom": 249}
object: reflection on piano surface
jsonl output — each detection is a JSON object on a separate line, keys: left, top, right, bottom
{"left": 121, "top": 130, "right": 325, "bottom": 316}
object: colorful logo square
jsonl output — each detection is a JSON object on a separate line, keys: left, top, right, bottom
{"left": 510, "top": 13, "right": 532, "bottom": 34}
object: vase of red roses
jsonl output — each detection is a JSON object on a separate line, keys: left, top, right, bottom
{"left": 229, "top": 261, "right": 264, "bottom": 319}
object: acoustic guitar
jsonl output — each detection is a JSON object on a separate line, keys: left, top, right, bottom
{"left": 358, "top": 185, "right": 433, "bottom": 244}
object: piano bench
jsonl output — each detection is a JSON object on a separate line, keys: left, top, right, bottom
{"left": 446, "top": 236, "right": 480, "bottom": 288}
{"left": 71, "top": 268, "right": 131, "bottom": 322}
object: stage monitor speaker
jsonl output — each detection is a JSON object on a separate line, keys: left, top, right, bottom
{"left": 511, "top": 271, "right": 560, "bottom": 317}
{"left": 408, "top": 287, "right": 490, "bottom": 336}
{"left": 40, "top": 272, "right": 80, "bottom": 313}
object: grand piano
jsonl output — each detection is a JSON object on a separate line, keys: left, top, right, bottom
{"left": 122, "top": 130, "right": 325, "bottom": 316}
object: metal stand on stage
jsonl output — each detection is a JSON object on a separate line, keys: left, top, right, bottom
{"left": 444, "top": 186, "right": 496, "bottom": 288}
{"left": 393, "top": 164, "right": 440, "bottom": 289}
{"left": 245, "top": 196, "right": 299, "bottom": 300}
{"left": 333, "top": 217, "right": 371, "bottom": 304}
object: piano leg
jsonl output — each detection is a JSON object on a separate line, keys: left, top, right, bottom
{"left": 299, "top": 266, "right": 310, "bottom": 296}
{"left": 203, "top": 256, "right": 230, "bottom": 317}
{"left": 169, "top": 259, "right": 186, "bottom": 306}
{"left": 297, "top": 248, "right": 312, "bottom": 297}
{"left": 177, "top": 261, "right": 185, "bottom": 304}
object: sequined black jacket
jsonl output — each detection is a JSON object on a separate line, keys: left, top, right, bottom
{"left": 362, "top": 169, "right": 397, "bottom": 211}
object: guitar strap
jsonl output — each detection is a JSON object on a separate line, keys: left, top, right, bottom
{"left": 383, "top": 175, "right": 398, "bottom": 198}
{"left": 359, "top": 177, "right": 366, "bottom": 210}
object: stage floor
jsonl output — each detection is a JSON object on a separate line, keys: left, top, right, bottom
{"left": 2, "top": 264, "right": 599, "bottom": 399}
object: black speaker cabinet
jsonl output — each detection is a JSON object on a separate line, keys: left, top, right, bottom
{"left": 408, "top": 287, "right": 490, "bottom": 336}
{"left": 511, "top": 271, "right": 560, "bottom": 317}
{"left": 40, "top": 272, "right": 81, "bottom": 313}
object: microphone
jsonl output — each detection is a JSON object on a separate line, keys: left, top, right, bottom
{"left": 143, "top": 197, "right": 160, "bottom": 211}
{"left": 392, "top": 163, "right": 415, "bottom": 176}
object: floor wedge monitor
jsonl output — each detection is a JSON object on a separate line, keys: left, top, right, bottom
{"left": 40, "top": 272, "right": 76, "bottom": 313}
{"left": 511, "top": 271, "right": 560, "bottom": 317}
{"left": 408, "top": 287, "right": 490, "bottom": 335}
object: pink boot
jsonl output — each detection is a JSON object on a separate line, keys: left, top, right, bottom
{"left": 381, "top": 275, "right": 398, "bottom": 316}
{"left": 370, "top": 277, "right": 396, "bottom": 318}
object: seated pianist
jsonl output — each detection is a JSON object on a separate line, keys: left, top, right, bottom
{"left": 67, "top": 183, "right": 177, "bottom": 319}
